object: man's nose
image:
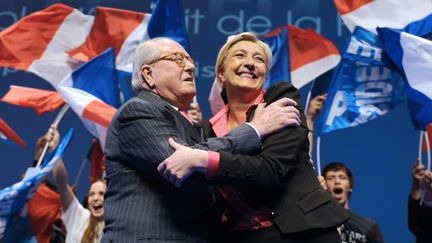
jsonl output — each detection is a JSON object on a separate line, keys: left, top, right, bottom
{"left": 184, "top": 60, "right": 195, "bottom": 72}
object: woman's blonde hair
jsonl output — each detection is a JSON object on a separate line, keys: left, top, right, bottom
{"left": 214, "top": 32, "right": 272, "bottom": 86}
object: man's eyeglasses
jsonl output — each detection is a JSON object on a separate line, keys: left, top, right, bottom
{"left": 149, "top": 52, "right": 195, "bottom": 68}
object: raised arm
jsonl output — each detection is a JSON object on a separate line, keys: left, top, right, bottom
{"left": 52, "top": 158, "right": 76, "bottom": 212}
{"left": 306, "top": 94, "right": 326, "bottom": 156}
{"left": 36, "top": 126, "right": 75, "bottom": 212}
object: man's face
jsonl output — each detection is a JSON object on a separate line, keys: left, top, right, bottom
{"left": 324, "top": 170, "right": 352, "bottom": 208}
{"left": 145, "top": 39, "right": 196, "bottom": 109}
{"left": 87, "top": 181, "right": 106, "bottom": 220}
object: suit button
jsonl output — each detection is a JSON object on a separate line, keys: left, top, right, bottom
{"left": 270, "top": 211, "right": 276, "bottom": 218}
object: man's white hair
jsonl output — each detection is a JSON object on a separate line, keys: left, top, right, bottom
{"left": 131, "top": 37, "right": 175, "bottom": 92}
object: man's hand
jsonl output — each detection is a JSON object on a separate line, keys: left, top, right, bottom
{"left": 317, "top": 176, "right": 327, "bottom": 191}
{"left": 307, "top": 94, "right": 327, "bottom": 121}
{"left": 187, "top": 103, "right": 202, "bottom": 125}
{"left": 157, "top": 138, "right": 208, "bottom": 188}
{"left": 34, "top": 125, "right": 60, "bottom": 161}
{"left": 411, "top": 159, "right": 426, "bottom": 200}
{"left": 250, "top": 97, "right": 301, "bottom": 138}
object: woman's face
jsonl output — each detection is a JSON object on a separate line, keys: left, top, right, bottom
{"left": 87, "top": 181, "right": 106, "bottom": 220}
{"left": 219, "top": 40, "right": 268, "bottom": 93}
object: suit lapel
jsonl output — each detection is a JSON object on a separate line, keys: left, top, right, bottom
{"left": 136, "top": 91, "right": 201, "bottom": 143}
{"left": 164, "top": 104, "right": 201, "bottom": 143}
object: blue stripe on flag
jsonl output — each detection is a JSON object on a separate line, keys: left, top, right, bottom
{"left": 71, "top": 48, "right": 121, "bottom": 108}
{"left": 260, "top": 27, "right": 291, "bottom": 90}
{"left": 148, "top": 0, "right": 190, "bottom": 52}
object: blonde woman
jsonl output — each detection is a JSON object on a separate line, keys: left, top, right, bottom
{"left": 159, "top": 32, "right": 348, "bottom": 242}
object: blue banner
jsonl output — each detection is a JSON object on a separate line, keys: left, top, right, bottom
{"left": 0, "top": 129, "right": 73, "bottom": 240}
{"left": 317, "top": 27, "right": 406, "bottom": 135}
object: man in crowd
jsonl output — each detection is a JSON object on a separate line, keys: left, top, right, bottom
{"left": 322, "top": 162, "right": 384, "bottom": 243}
{"left": 307, "top": 95, "right": 384, "bottom": 243}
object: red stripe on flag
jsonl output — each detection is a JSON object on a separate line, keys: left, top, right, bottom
{"left": 82, "top": 100, "right": 117, "bottom": 127}
{"left": 89, "top": 139, "right": 105, "bottom": 183}
{"left": 0, "top": 118, "right": 26, "bottom": 147}
{"left": 68, "top": 7, "right": 145, "bottom": 61}
{"left": 264, "top": 25, "right": 340, "bottom": 72}
{"left": 1, "top": 86, "right": 64, "bottom": 115}
{"left": 423, "top": 124, "right": 432, "bottom": 152}
{"left": 0, "top": 4, "right": 74, "bottom": 70}
{"left": 28, "top": 183, "right": 62, "bottom": 243}
{"left": 333, "top": 0, "right": 374, "bottom": 15}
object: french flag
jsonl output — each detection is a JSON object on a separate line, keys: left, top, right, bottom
{"left": 1, "top": 86, "right": 64, "bottom": 115}
{"left": 0, "top": 118, "right": 26, "bottom": 147}
{"left": 208, "top": 25, "right": 340, "bottom": 114}
{"left": 264, "top": 24, "right": 341, "bottom": 89}
{"left": 68, "top": 6, "right": 151, "bottom": 73}
{"left": 0, "top": 4, "right": 94, "bottom": 86}
{"left": 334, "top": 0, "right": 432, "bottom": 34}
{"left": 69, "top": 0, "right": 189, "bottom": 72}
{"left": 378, "top": 28, "right": 432, "bottom": 129}
{"left": 57, "top": 86, "right": 116, "bottom": 149}
{"left": 57, "top": 48, "right": 119, "bottom": 148}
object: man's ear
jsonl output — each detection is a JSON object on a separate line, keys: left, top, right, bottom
{"left": 141, "top": 65, "right": 156, "bottom": 89}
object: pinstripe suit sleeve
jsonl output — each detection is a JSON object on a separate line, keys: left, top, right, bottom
{"left": 192, "top": 124, "right": 261, "bottom": 154}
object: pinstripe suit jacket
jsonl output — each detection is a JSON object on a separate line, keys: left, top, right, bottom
{"left": 101, "top": 90, "right": 261, "bottom": 243}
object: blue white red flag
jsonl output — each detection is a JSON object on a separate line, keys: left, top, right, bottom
{"left": 334, "top": 0, "right": 432, "bottom": 34}
{"left": 70, "top": 0, "right": 190, "bottom": 100}
{"left": 316, "top": 27, "right": 406, "bottom": 135}
{"left": 378, "top": 28, "right": 432, "bottom": 129}
{"left": 57, "top": 48, "right": 119, "bottom": 148}
{"left": 0, "top": 129, "right": 73, "bottom": 242}
{"left": 0, "top": 4, "right": 94, "bottom": 86}
{"left": 68, "top": 7, "right": 151, "bottom": 73}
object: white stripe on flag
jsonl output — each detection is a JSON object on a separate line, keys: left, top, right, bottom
{"left": 291, "top": 54, "right": 341, "bottom": 88}
{"left": 116, "top": 14, "right": 152, "bottom": 72}
{"left": 341, "top": 0, "right": 432, "bottom": 33}
{"left": 28, "top": 10, "right": 94, "bottom": 86}
{"left": 401, "top": 32, "right": 432, "bottom": 99}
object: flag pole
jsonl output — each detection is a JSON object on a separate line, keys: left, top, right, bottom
{"left": 316, "top": 136, "right": 322, "bottom": 176}
{"left": 418, "top": 130, "right": 424, "bottom": 166}
{"left": 36, "top": 104, "right": 70, "bottom": 168}
{"left": 425, "top": 129, "right": 431, "bottom": 171}
{"left": 418, "top": 130, "right": 431, "bottom": 206}
{"left": 73, "top": 156, "right": 89, "bottom": 186}
{"left": 304, "top": 80, "right": 315, "bottom": 116}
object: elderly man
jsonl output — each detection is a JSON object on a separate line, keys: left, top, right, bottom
{"left": 101, "top": 37, "right": 301, "bottom": 242}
